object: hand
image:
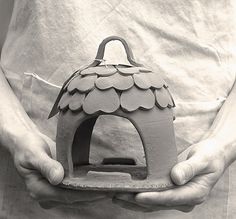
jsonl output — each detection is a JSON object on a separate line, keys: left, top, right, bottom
{"left": 113, "top": 137, "right": 227, "bottom": 212}
{"left": 12, "top": 132, "right": 108, "bottom": 209}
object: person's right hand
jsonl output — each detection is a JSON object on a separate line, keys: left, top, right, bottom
{"left": 12, "top": 131, "right": 108, "bottom": 209}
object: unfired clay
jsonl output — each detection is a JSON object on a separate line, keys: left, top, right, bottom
{"left": 49, "top": 36, "right": 177, "bottom": 192}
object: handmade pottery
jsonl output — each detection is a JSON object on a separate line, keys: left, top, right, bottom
{"left": 49, "top": 36, "right": 177, "bottom": 192}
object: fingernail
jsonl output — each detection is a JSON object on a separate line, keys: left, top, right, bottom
{"left": 135, "top": 193, "right": 147, "bottom": 203}
{"left": 49, "top": 167, "right": 63, "bottom": 185}
{"left": 176, "top": 169, "right": 186, "bottom": 184}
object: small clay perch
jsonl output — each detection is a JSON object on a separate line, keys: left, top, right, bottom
{"left": 49, "top": 36, "right": 177, "bottom": 192}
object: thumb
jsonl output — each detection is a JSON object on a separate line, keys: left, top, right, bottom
{"left": 33, "top": 152, "right": 64, "bottom": 185}
{"left": 171, "top": 156, "right": 207, "bottom": 185}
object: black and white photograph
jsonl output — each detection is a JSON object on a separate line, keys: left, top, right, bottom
{"left": 0, "top": 0, "right": 236, "bottom": 218}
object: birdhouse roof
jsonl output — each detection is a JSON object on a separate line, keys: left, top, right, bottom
{"left": 50, "top": 65, "right": 175, "bottom": 116}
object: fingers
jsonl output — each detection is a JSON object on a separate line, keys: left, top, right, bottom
{"left": 113, "top": 197, "right": 152, "bottom": 212}
{"left": 17, "top": 134, "right": 64, "bottom": 185}
{"left": 114, "top": 194, "right": 194, "bottom": 213}
{"left": 38, "top": 133, "right": 57, "bottom": 159}
{"left": 32, "top": 152, "right": 64, "bottom": 185}
{"left": 171, "top": 156, "right": 208, "bottom": 185}
{"left": 26, "top": 174, "right": 108, "bottom": 204}
{"left": 15, "top": 133, "right": 109, "bottom": 206}
{"left": 135, "top": 180, "right": 209, "bottom": 207}
{"left": 16, "top": 148, "right": 64, "bottom": 185}
{"left": 113, "top": 194, "right": 152, "bottom": 212}
{"left": 14, "top": 133, "right": 62, "bottom": 185}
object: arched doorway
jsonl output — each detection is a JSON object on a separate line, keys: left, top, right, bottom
{"left": 71, "top": 115, "right": 148, "bottom": 180}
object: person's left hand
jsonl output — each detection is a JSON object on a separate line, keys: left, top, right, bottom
{"left": 113, "top": 137, "right": 228, "bottom": 212}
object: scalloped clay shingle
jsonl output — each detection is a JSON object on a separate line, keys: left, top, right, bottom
{"left": 49, "top": 36, "right": 177, "bottom": 192}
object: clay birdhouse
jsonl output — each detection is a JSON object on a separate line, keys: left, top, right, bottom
{"left": 49, "top": 36, "right": 177, "bottom": 192}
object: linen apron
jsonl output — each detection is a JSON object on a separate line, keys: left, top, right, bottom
{"left": 0, "top": 0, "right": 236, "bottom": 218}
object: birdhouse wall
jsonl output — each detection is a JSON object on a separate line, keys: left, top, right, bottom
{"left": 56, "top": 111, "right": 91, "bottom": 176}
{"left": 56, "top": 106, "right": 176, "bottom": 180}
{"left": 116, "top": 107, "right": 177, "bottom": 180}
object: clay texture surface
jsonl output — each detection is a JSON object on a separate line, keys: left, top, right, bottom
{"left": 50, "top": 65, "right": 175, "bottom": 116}
{"left": 49, "top": 36, "right": 177, "bottom": 192}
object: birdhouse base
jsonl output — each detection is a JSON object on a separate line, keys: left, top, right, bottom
{"left": 60, "top": 164, "right": 175, "bottom": 192}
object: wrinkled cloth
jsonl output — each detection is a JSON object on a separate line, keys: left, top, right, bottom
{"left": 1, "top": 0, "right": 236, "bottom": 218}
